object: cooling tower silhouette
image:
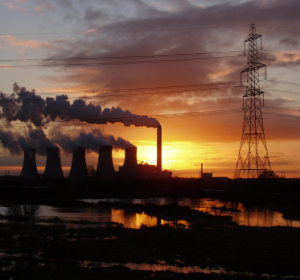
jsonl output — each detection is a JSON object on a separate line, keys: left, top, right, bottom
{"left": 96, "top": 145, "right": 115, "bottom": 178}
{"left": 44, "top": 147, "right": 64, "bottom": 179}
{"left": 20, "top": 148, "right": 39, "bottom": 179}
{"left": 69, "top": 146, "right": 88, "bottom": 181}
{"left": 123, "top": 147, "right": 138, "bottom": 167}
{"left": 119, "top": 146, "right": 138, "bottom": 177}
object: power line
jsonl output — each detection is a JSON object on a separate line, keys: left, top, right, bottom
{"left": 1, "top": 47, "right": 298, "bottom": 64}
{"left": 264, "top": 111, "right": 300, "bottom": 118}
{"left": 264, "top": 79, "right": 300, "bottom": 87}
{"left": 0, "top": 54, "right": 244, "bottom": 68}
{"left": 0, "top": 50, "right": 243, "bottom": 63}
{"left": 264, "top": 88, "right": 300, "bottom": 95}
{"left": 1, "top": 105, "right": 300, "bottom": 129}
{"left": 0, "top": 23, "right": 252, "bottom": 37}
{"left": 265, "top": 106, "right": 300, "bottom": 112}
{"left": 0, "top": 81, "right": 242, "bottom": 97}
{"left": 1, "top": 47, "right": 300, "bottom": 69}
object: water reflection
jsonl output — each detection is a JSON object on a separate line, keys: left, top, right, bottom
{"left": 82, "top": 198, "right": 300, "bottom": 228}
{"left": 1, "top": 198, "right": 299, "bottom": 228}
{"left": 160, "top": 219, "right": 189, "bottom": 228}
{"left": 177, "top": 199, "right": 300, "bottom": 228}
{"left": 4, "top": 205, "right": 40, "bottom": 221}
{"left": 79, "top": 260, "right": 226, "bottom": 274}
{"left": 111, "top": 209, "right": 157, "bottom": 229}
{"left": 78, "top": 261, "right": 297, "bottom": 279}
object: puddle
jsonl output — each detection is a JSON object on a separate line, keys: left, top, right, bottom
{"left": 78, "top": 261, "right": 299, "bottom": 279}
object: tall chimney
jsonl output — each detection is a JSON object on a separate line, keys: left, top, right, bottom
{"left": 123, "top": 147, "right": 138, "bottom": 167}
{"left": 44, "top": 147, "right": 64, "bottom": 179}
{"left": 96, "top": 145, "right": 115, "bottom": 178}
{"left": 157, "top": 126, "right": 162, "bottom": 171}
{"left": 201, "top": 163, "right": 203, "bottom": 178}
{"left": 69, "top": 146, "right": 88, "bottom": 181}
{"left": 21, "top": 148, "right": 39, "bottom": 179}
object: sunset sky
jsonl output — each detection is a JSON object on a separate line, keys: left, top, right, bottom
{"left": 1, "top": 0, "right": 300, "bottom": 178}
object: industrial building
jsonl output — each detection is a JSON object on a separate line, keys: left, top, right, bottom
{"left": 18, "top": 126, "right": 164, "bottom": 181}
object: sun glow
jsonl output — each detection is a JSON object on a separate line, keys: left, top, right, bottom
{"left": 137, "top": 140, "right": 212, "bottom": 171}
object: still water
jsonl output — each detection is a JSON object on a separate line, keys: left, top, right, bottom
{"left": 0, "top": 198, "right": 299, "bottom": 228}
{"left": 78, "top": 261, "right": 297, "bottom": 279}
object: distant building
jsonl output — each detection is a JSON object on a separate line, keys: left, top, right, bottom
{"left": 200, "top": 163, "right": 213, "bottom": 179}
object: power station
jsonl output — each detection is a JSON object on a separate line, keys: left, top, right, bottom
{"left": 18, "top": 126, "right": 164, "bottom": 180}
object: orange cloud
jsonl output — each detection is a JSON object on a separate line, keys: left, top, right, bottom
{"left": 273, "top": 51, "right": 300, "bottom": 63}
{"left": 0, "top": 35, "right": 51, "bottom": 50}
{"left": 84, "top": 28, "right": 97, "bottom": 34}
{"left": 0, "top": 64, "right": 12, "bottom": 70}
{"left": 3, "top": 2, "right": 25, "bottom": 11}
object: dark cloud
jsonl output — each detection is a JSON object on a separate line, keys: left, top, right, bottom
{"left": 46, "top": 0, "right": 300, "bottom": 107}
{"left": 35, "top": 0, "right": 300, "bottom": 143}
{"left": 280, "top": 38, "right": 299, "bottom": 47}
{"left": 84, "top": 8, "right": 103, "bottom": 21}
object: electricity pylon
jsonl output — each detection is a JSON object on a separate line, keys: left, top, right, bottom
{"left": 234, "top": 23, "right": 271, "bottom": 179}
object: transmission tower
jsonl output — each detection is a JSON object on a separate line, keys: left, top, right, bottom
{"left": 234, "top": 23, "right": 271, "bottom": 179}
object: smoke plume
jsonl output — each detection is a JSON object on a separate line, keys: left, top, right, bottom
{"left": 51, "top": 129, "right": 134, "bottom": 153}
{"left": 0, "top": 83, "right": 148, "bottom": 157}
{"left": 0, "top": 130, "right": 22, "bottom": 155}
{"left": 0, "top": 83, "right": 160, "bottom": 128}
{"left": 0, "top": 128, "right": 55, "bottom": 155}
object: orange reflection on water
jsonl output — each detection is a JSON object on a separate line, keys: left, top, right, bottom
{"left": 160, "top": 219, "right": 190, "bottom": 228}
{"left": 187, "top": 199, "right": 300, "bottom": 228}
{"left": 111, "top": 209, "right": 157, "bottom": 229}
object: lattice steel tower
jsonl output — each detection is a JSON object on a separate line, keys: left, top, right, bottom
{"left": 234, "top": 23, "right": 271, "bottom": 179}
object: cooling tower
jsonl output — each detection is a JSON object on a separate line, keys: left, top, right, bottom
{"left": 157, "top": 126, "right": 162, "bottom": 171}
{"left": 44, "top": 147, "right": 64, "bottom": 179}
{"left": 96, "top": 145, "right": 115, "bottom": 178}
{"left": 20, "top": 148, "right": 39, "bottom": 179}
{"left": 119, "top": 146, "right": 138, "bottom": 177}
{"left": 123, "top": 147, "right": 138, "bottom": 167}
{"left": 69, "top": 146, "right": 88, "bottom": 181}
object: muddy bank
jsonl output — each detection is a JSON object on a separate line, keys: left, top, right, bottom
{"left": 0, "top": 220, "right": 299, "bottom": 279}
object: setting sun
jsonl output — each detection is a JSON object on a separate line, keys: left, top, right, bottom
{"left": 136, "top": 140, "right": 215, "bottom": 175}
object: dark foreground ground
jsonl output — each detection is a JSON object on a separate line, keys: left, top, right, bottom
{"left": 0, "top": 219, "right": 299, "bottom": 279}
{"left": 0, "top": 176, "right": 299, "bottom": 279}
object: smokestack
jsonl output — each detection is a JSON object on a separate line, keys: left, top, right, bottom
{"left": 157, "top": 126, "right": 162, "bottom": 171}
{"left": 96, "top": 145, "right": 115, "bottom": 179}
{"left": 44, "top": 147, "right": 64, "bottom": 179}
{"left": 123, "top": 147, "right": 138, "bottom": 167}
{"left": 21, "top": 148, "right": 39, "bottom": 179}
{"left": 69, "top": 146, "right": 88, "bottom": 181}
